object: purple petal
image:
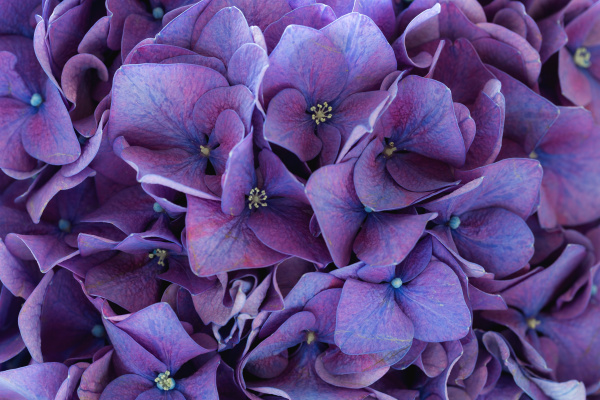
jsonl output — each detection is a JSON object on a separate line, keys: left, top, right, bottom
{"left": 0, "top": 362, "right": 68, "bottom": 400}
{"left": 264, "top": 87, "right": 322, "bottom": 162}
{"left": 452, "top": 207, "right": 534, "bottom": 278}
{"left": 320, "top": 12, "right": 397, "bottom": 98}
{"left": 116, "top": 302, "right": 208, "bottom": 372}
{"left": 186, "top": 197, "right": 285, "bottom": 276}
{"left": 98, "top": 374, "right": 153, "bottom": 400}
{"left": 306, "top": 160, "right": 365, "bottom": 267}
{"left": 262, "top": 24, "right": 348, "bottom": 104}
{"left": 397, "top": 261, "right": 471, "bottom": 342}
{"left": 194, "top": 7, "right": 253, "bottom": 65}
{"left": 354, "top": 213, "right": 434, "bottom": 267}
{"left": 335, "top": 278, "right": 413, "bottom": 355}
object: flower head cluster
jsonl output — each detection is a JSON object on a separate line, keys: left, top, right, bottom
{"left": 0, "top": 0, "right": 600, "bottom": 399}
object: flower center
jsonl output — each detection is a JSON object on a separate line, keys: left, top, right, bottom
{"left": 200, "top": 145, "right": 211, "bottom": 157}
{"left": 30, "top": 93, "right": 43, "bottom": 107}
{"left": 448, "top": 216, "right": 461, "bottom": 230}
{"left": 152, "top": 7, "right": 165, "bottom": 20}
{"left": 91, "top": 324, "right": 105, "bottom": 338}
{"left": 364, "top": 206, "right": 373, "bottom": 213}
{"left": 58, "top": 219, "right": 72, "bottom": 233}
{"left": 391, "top": 278, "right": 403, "bottom": 288}
{"left": 153, "top": 202, "right": 164, "bottom": 213}
{"left": 306, "top": 331, "right": 316, "bottom": 345}
{"left": 529, "top": 150, "right": 538, "bottom": 159}
{"left": 248, "top": 187, "right": 267, "bottom": 209}
{"left": 148, "top": 249, "right": 168, "bottom": 266}
{"left": 592, "top": 284, "right": 598, "bottom": 296}
{"left": 526, "top": 317, "right": 541, "bottom": 330}
{"left": 155, "top": 371, "right": 175, "bottom": 391}
{"left": 310, "top": 102, "right": 333, "bottom": 125}
{"left": 574, "top": 47, "right": 591, "bottom": 68}
{"left": 383, "top": 141, "right": 397, "bottom": 158}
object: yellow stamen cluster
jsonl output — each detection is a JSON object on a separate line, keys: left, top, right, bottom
{"left": 526, "top": 317, "right": 541, "bottom": 330}
{"left": 155, "top": 371, "right": 175, "bottom": 391}
{"left": 383, "top": 141, "right": 397, "bottom": 158}
{"left": 529, "top": 150, "right": 538, "bottom": 159}
{"left": 248, "top": 187, "right": 267, "bottom": 209}
{"left": 574, "top": 47, "right": 591, "bottom": 68}
{"left": 148, "top": 249, "right": 168, "bottom": 266}
{"left": 200, "top": 145, "right": 211, "bottom": 157}
{"left": 311, "top": 102, "right": 333, "bottom": 125}
{"left": 306, "top": 331, "right": 316, "bottom": 345}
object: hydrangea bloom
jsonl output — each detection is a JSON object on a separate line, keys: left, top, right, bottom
{"left": 1, "top": 0, "right": 600, "bottom": 398}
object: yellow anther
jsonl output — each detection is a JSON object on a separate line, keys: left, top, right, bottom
{"left": 306, "top": 331, "right": 316, "bottom": 345}
{"left": 574, "top": 47, "right": 591, "bottom": 68}
{"left": 526, "top": 317, "right": 541, "bottom": 330}
{"left": 383, "top": 141, "right": 397, "bottom": 158}
{"left": 148, "top": 249, "right": 168, "bottom": 266}
{"left": 248, "top": 187, "right": 267, "bottom": 209}
{"left": 529, "top": 150, "right": 538, "bottom": 159}
{"left": 200, "top": 145, "right": 211, "bottom": 157}
{"left": 310, "top": 102, "right": 333, "bottom": 125}
{"left": 155, "top": 370, "right": 175, "bottom": 391}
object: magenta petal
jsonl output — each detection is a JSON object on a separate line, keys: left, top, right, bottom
{"left": 306, "top": 161, "right": 365, "bottom": 267}
{"left": 354, "top": 213, "right": 434, "bottom": 267}
{"left": 397, "top": 261, "right": 471, "bottom": 342}
{"left": 264, "top": 87, "right": 322, "bottom": 162}
{"left": 335, "top": 278, "right": 413, "bottom": 355}
{"left": 187, "top": 197, "right": 285, "bottom": 276}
